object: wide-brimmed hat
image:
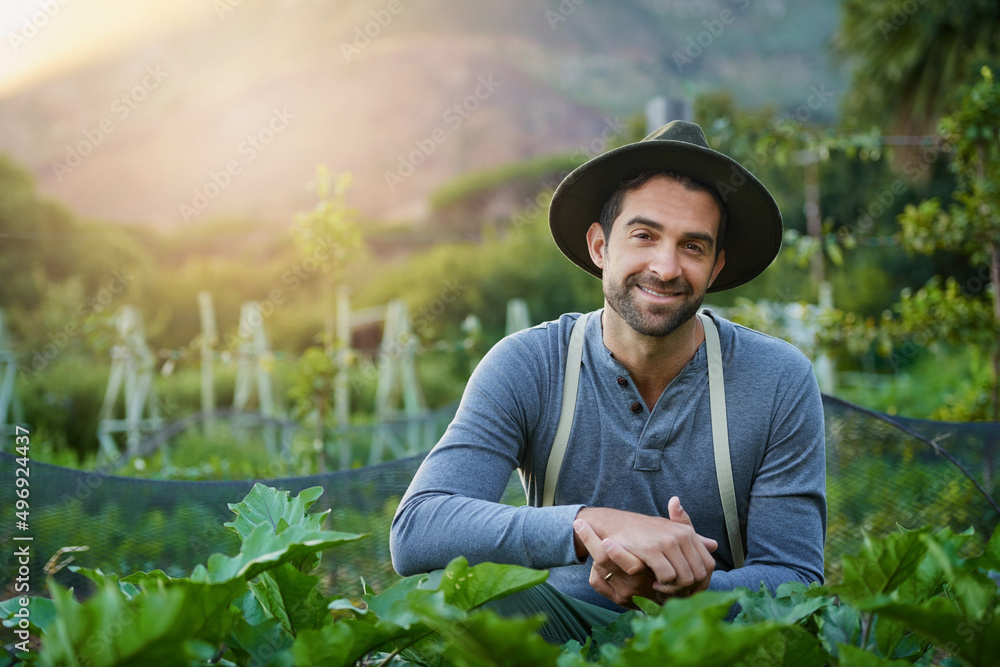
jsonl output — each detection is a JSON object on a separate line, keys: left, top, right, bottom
{"left": 548, "top": 120, "right": 782, "bottom": 292}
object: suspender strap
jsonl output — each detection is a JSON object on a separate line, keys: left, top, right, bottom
{"left": 542, "top": 311, "right": 591, "bottom": 508}
{"left": 697, "top": 310, "right": 745, "bottom": 568}
{"left": 542, "top": 309, "right": 745, "bottom": 569}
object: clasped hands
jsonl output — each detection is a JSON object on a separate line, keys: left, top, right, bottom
{"left": 572, "top": 496, "right": 717, "bottom": 609}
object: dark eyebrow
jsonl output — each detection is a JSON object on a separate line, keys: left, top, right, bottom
{"left": 622, "top": 217, "right": 716, "bottom": 248}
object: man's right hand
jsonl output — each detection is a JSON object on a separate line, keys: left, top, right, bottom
{"left": 573, "top": 497, "right": 717, "bottom": 604}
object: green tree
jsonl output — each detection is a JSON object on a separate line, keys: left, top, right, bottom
{"left": 834, "top": 0, "right": 1000, "bottom": 138}
{"left": 824, "top": 68, "right": 1000, "bottom": 424}
{"left": 287, "top": 167, "right": 364, "bottom": 471}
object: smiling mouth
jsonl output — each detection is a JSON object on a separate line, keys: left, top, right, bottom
{"left": 637, "top": 285, "right": 681, "bottom": 299}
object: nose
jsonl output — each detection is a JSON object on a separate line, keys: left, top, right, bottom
{"left": 647, "top": 245, "right": 683, "bottom": 282}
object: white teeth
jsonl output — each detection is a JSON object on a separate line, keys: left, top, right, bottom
{"left": 639, "top": 286, "right": 671, "bottom": 298}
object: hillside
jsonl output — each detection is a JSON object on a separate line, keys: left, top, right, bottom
{"left": 0, "top": 0, "right": 846, "bottom": 228}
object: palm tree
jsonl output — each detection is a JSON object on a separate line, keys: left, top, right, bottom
{"left": 834, "top": 0, "right": 999, "bottom": 139}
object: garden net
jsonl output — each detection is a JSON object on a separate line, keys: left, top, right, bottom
{"left": 2, "top": 394, "right": 998, "bottom": 601}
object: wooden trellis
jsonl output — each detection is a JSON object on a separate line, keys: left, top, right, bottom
{"left": 97, "top": 306, "right": 161, "bottom": 460}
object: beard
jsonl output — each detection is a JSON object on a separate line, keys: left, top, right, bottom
{"left": 604, "top": 272, "right": 706, "bottom": 338}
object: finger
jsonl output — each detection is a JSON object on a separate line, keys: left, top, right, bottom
{"left": 602, "top": 538, "right": 647, "bottom": 577}
{"left": 667, "top": 496, "right": 691, "bottom": 527}
{"left": 668, "top": 496, "right": 718, "bottom": 567}
{"left": 573, "top": 519, "right": 608, "bottom": 563}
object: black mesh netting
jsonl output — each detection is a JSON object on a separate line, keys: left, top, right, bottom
{"left": 2, "top": 394, "right": 998, "bottom": 600}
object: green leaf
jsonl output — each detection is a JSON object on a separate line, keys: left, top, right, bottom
{"left": 834, "top": 528, "right": 931, "bottom": 603}
{"left": 37, "top": 577, "right": 244, "bottom": 667}
{"left": 434, "top": 558, "right": 549, "bottom": 611}
{"left": 194, "top": 522, "right": 363, "bottom": 584}
{"left": 737, "top": 625, "right": 831, "bottom": 667}
{"left": 69, "top": 567, "right": 143, "bottom": 601}
{"left": 970, "top": 525, "right": 1000, "bottom": 571}
{"left": 226, "top": 615, "right": 294, "bottom": 667}
{"left": 431, "top": 609, "right": 559, "bottom": 667}
{"left": 863, "top": 597, "right": 1000, "bottom": 667}
{"left": 835, "top": 643, "right": 905, "bottom": 665}
{"left": 815, "top": 603, "right": 860, "bottom": 657}
{"left": 225, "top": 484, "right": 328, "bottom": 541}
{"left": 248, "top": 563, "right": 330, "bottom": 635}
{"left": 291, "top": 623, "right": 358, "bottom": 667}
{"left": 922, "top": 531, "right": 998, "bottom": 619}
{"left": 1, "top": 594, "right": 58, "bottom": 636}
{"left": 613, "top": 591, "right": 786, "bottom": 666}
{"left": 734, "top": 583, "right": 832, "bottom": 625}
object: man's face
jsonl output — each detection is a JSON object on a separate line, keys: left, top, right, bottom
{"left": 586, "top": 176, "right": 726, "bottom": 338}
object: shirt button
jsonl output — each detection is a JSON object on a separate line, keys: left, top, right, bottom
{"left": 630, "top": 402, "right": 642, "bottom": 414}
{"left": 617, "top": 377, "right": 627, "bottom": 387}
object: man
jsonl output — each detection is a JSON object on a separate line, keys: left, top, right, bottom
{"left": 390, "top": 120, "right": 827, "bottom": 644}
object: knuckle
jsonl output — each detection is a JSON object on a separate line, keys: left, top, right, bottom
{"left": 624, "top": 562, "right": 644, "bottom": 576}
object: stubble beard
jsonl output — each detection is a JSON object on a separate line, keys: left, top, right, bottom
{"left": 604, "top": 273, "right": 706, "bottom": 338}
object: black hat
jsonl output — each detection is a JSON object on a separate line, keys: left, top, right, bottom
{"left": 548, "top": 120, "right": 782, "bottom": 292}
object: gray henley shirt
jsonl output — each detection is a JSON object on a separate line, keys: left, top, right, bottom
{"left": 390, "top": 309, "right": 827, "bottom": 611}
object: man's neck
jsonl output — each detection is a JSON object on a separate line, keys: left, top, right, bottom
{"left": 600, "top": 306, "right": 705, "bottom": 410}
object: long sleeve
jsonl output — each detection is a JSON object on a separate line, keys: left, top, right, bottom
{"left": 390, "top": 329, "right": 584, "bottom": 575}
{"left": 708, "top": 362, "right": 827, "bottom": 593}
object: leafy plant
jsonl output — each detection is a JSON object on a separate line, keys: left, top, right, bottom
{"left": 4, "top": 483, "right": 1000, "bottom": 666}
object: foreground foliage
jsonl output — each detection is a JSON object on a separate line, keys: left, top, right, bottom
{"left": 3, "top": 484, "right": 1000, "bottom": 666}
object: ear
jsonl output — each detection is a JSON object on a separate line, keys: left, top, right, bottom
{"left": 586, "top": 223, "right": 607, "bottom": 270}
{"left": 707, "top": 249, "right": 726, "bottom": 288}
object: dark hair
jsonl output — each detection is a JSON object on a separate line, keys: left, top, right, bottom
{"left": 598, "top": 171, "right": 727, "bottom": 256}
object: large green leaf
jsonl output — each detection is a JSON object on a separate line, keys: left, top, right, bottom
{"left": 862, "top": 597, "right": 1000, "bottom": 667}
{"left": 734, "top": 582, "right": 832, "bottom": 625}
{"left": 609, "top": 592, "right": 786, "bottom": 666}
{"left": 922, "top": 531, "right": 997, "bottom": 619}
{"left": 429, "top": 609, "right": 559, "bottom": 667}
{"left": 225, "top": 615, "right": 295, "bottom": 667}
{"left": 433, "top": 558, "right": 549, "bottom": 611}
{"left": 248, "top": 563, "right": 330, "bottom": 636}
{"left": 37, "top": 578, "right": 244, "bottom": 667}
{"left": 736, "top": 625, "right": 831, "bottom": 667}
{"left": 225, "top": 484, "right": 328, "bottom": 540}
{"left": 835, "top": 643, "right": 907, "bottom": 665}
{"left": 297, "top": 560, "right": 550, "bottom": 666}
{"left": 834, "top": 528, "right": 931, "bottom": 603}
{"left": 1, "top": 594, "right": 58, "bottom": 637}
{"left": 68, "top": 567, "right": 143, "bottom": 601}
{"left": 191, "top": 522, "right": 363, "bottom": 584}
{"left": 815, "top": 603, "right": 861, "bottom": 657}
{"left": 969, "top": 524, "right": 1000, "bottom": 572}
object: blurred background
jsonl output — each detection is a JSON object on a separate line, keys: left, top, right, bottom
{"left": 2, "top": 0, "right": 1000, "bottom": 613}
{"left": 0, "top": 0, "right": 998, "bottom": 478}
